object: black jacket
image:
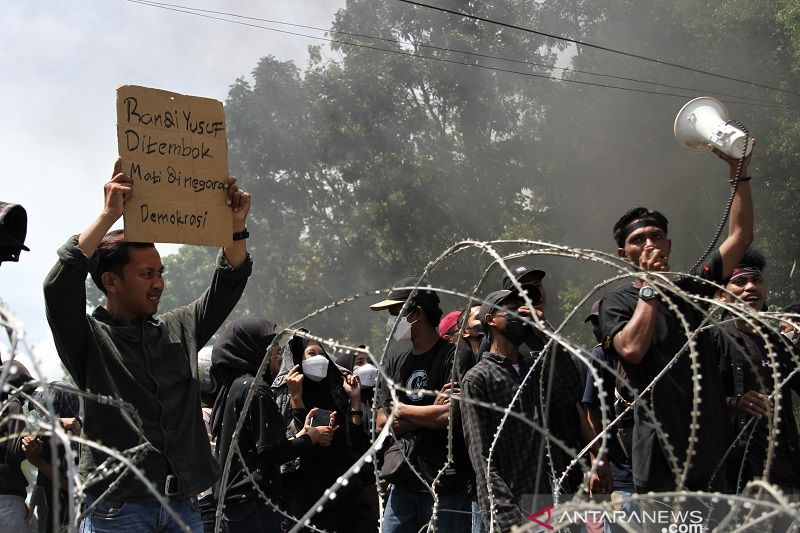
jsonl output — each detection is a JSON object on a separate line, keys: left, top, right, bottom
{"left": 43, "top": 236, "right": 252, "bottom": 500}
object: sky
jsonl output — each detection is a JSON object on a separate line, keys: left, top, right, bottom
{"left": 0, "top": 0, "right": 345, "bottom": 380}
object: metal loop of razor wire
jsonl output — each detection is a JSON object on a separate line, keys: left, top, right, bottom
{"left": 3, "top": 234, "right": 800, "bottom": 531}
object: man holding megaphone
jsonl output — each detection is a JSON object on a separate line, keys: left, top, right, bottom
{"left": 598, "top": 142, "right": 753, "bottom": 495}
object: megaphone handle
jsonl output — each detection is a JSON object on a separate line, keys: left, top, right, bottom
{"left": 726, "top": 120, "right": 752, "bottom": 180}
{"left": 689, "top": 120, "right": 750, "bottom": 272}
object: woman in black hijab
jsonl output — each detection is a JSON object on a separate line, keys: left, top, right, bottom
{"left": 210, "top": 318, "right": 333, "bottom": 533}
{"left": 279, "top": 333, "right": 377, "bottom": 532}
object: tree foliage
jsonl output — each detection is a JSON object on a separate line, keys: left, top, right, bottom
{"left": 159, "top": 0, "right": 799, "bottom": 348}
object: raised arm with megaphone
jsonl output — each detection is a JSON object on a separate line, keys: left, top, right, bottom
{"left": 674, "top": 96, "right": 754, "bottom": 159}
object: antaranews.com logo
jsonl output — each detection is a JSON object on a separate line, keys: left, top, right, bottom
{"left": 528, "top": 505, "right": 706, "bottom": 532}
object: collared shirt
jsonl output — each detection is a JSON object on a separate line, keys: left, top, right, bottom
{"left": 44, "top": 236, "right": 252, "bottom": 500}
{"left": 461, "top": 351, "right": 545, "bottom": 532}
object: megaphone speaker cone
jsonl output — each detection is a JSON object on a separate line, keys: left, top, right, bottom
{"left": 674, "top": 96, "right": 753, "bottom": 158}
{"left": 674, "top": 97, "right": 728, "bottom": 152}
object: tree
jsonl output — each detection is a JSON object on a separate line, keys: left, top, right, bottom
{"left": 159, "top": 0, "right": 800, "bottom": 349}
{"left": 534, "top": 0, "right": 800, "bottom": 316}
{"left": 169, "top": 0, "right": 562, "bottom": 347}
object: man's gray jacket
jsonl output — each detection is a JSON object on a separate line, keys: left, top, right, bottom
{"left": 43, "top": 236, "right": 252, "bottom": 500}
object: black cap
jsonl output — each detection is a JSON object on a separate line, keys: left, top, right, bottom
{"left": 501, "top": 265, "right": 545, "bottom": 290}
{"left": 478, "top": 290, "right": 523, "bottom": 330}
{"left": 370, "top": 276, "right": 439, "bottom": 311}
{"left": 0, "top": 202, "right": 30, "bottom": 263}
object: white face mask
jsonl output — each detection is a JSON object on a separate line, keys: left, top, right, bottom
{"left": 354, "top": 363, "right": 378, "bottom": 387}
{"left": 302, "top": 355, "right": 329, "bottom": 382}
{"left": 783, "top": 329, "right": 798, "bottom": 345}
{"left": 388, "top": 315, "right": 416, "bottom": 342}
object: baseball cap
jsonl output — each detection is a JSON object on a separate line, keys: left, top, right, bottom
{"left": 0, "top": 202, "right": 30, "bottom": 263}
{"left": 501, "top": 265, "right": 546, "bottom": 290}
{"left": 478, "top": 290, "right": 522, "bottom": 330}
{"left": 438, "top": 310, "right": 461, "bottom": 337}
{"left": 370, "top": 276, "right": 439, "bottom": 311}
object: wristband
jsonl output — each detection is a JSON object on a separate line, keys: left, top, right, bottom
{"left": 349, "top": 409, "right": 363, "bottom": 417}
{"left": 232, "top": 227, "right": 249, "bottom": 241}
{"left": 729, "top": 176, "right": 751, "bottom": 184}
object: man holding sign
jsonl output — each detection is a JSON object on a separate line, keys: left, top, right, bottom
{"left": 43, "top": 155, "right": 252, "bottom": 531}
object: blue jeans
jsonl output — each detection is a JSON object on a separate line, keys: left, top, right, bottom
{"left": 381, "top": 483, "right": 471, "bottom": 533}
{"left": 0, "top": 495, "right": 27, "bottom": 531}
{"left": 80, "top": 494, "right": 202, "bottom": 532}
{"left": 605, "top": 490, "right": 639, "bottom": 533}
{"left": 471, "top": 499, "right": 487, "bottom": 533}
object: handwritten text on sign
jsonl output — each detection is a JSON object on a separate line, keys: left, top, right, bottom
{"left": 117, "top": 85, "right": 232, "bottom": 246}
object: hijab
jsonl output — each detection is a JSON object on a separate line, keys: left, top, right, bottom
{"left": 288, "top": 334, "right": 345, "bottom": 413}
{"left": 210, "top": 317, "right": 276, "bottom": 438}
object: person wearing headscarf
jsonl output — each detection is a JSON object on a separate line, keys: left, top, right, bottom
{"left": 334, "top": 346, "right": 379, "bottom": 436}
{"left": 274, "top": 332, "right": 377, "bottom": 532}
{"left": 0, "top": 361, "right": 34, "bottom": 531}
{"left": 210, "top": 318, "right": 333, "bottom": 532}
{"left": 22, "top": 381, "right": 81, "bottom": 533}
{"left": 334, "top": 346, "right": 381, "bottom": 516}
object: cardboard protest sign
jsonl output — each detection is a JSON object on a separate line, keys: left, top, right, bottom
{"left": 117, "top": 85, "right": 232, "bottom": 246}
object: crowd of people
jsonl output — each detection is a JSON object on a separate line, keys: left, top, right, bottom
{"left": 0, "top": 144, "right": 798, "bottom": 533}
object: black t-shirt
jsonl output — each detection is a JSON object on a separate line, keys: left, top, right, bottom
{"left": 376, "top": 339, "right": 474, "bottom": 494}
{"left": 714, "top": 322, "right": 800, "bottom": 488}
{"left": 599, "top": 250, "right": 732, "bottom": 490}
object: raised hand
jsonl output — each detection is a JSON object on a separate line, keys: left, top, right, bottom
{"left": 638, "top": 246, "right": 669, "bottom": 272}
{"left": 710, "top": 138, "right": 755, "bottom": 180}
{"left": 286, "top": 364, "right": 305, "bottom": 407}
{"left": 103, "top": 157, "right": 133, "bottom": 221}
{"left": 343, "top": 373, "right": 361, "bottom": 400}
{"left": 224, "top": 177, "right": 251, "bottom": 224}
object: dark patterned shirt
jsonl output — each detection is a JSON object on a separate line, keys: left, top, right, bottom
{"left": 461, "top": 351, "right": 547, "bottom": 532}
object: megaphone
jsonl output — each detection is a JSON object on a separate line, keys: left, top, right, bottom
{"left": 674, "top": 96, "right": 753, "bottom": 158}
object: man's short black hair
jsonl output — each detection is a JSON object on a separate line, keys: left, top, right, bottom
{"left": 415, "top": 298, "right": 443, "bottom": 328}
{"left": 783, "top": 302, "right": 800, "bottom": 315}
{"left": 736, "top": 247, "right": 766, "bottom": 271}
{"left": 612, "top": 207, "right": 669, "bottom": 248}
{"left": 90, "top": 230, "right": 155, "bottom": 294}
